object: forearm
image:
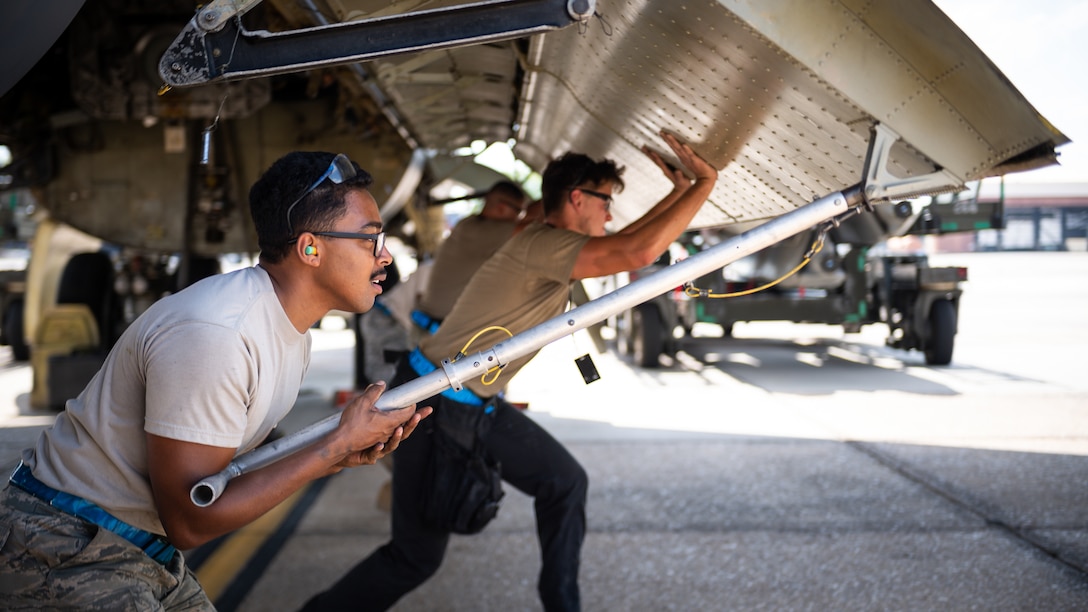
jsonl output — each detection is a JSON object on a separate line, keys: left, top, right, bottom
{"left": 629, "top": 176, "right": 715, "bottom": 255}
{"left": 618, "top": 184, "right": 688, "bottom": 235}
{"left": 572, "top": 177, "right": 716, "bottom": 279}
{"left": 176, "top": 439, "right": 343, "bottom": 547}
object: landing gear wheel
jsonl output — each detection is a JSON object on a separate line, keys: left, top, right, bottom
{"left": 57, "top": 252, "right": 116, "bottom": 347}
{"left": 924, "top": 299, "right": 956, "bottom": 366}
{"left": 616, "top": 309, "right": 634, "bottom": 355}
{"left": 632, "top": 305, "right": 664, "bottom": 368}
{"left": 3, "top": 299, "right": 29, "bottom": 361}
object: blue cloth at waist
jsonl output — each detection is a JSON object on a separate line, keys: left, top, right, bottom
{"left": 410, "top": 309, "right": 442, "bottom": 334}
{"left": 407, "top": 347, "right": 491, "bottom": 410}
{"left": 372, "top": 300, "right": 393, "bottom": 318}
{"left": 9, "top": 462, "right": 177, "bottom": 565}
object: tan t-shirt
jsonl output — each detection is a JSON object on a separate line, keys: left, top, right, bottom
{"left": 418, "top": 215, "right": 517, "bottom": 320}
{"left": 420, "top": 222, "right": 589, "bottom": 398}
{"left": 23, "top": 266, "right": 310, "bottom": 535}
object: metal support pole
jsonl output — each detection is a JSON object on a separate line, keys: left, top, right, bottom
{"left": 190, "top": 185, "right": 862, "bottom": 506}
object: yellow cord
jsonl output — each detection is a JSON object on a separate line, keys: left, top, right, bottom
{"left": 480, "top": 365, "right": 504, "bottom": 386}
{"left": 684, "top": 231, "right": 826, "bottom": 299}
{"left": 454, "top": 325, "right": 514, "bottom": 387}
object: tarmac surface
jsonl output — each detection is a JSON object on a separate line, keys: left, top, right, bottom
{"left": 2, "top": 251, "right": 1087, "bottom": 611}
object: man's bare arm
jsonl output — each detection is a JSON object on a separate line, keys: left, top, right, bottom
{"left": 147, "top": 383, "right": 430, "bottom": 549}
{"left": 572, "top": 132, "right": 718, "bottom": 280}
{"left": 615, "top": 145, "right": 693, "bottom": 236}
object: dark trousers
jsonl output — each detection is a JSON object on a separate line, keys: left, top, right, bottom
{"left": 301, "top": 358, "right": 588, "bottom": 612}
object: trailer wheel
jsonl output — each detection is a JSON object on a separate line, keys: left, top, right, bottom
{"left": 57, "top": 252, "right": 117, "bottom": 347}
{"left": 924, "top": 300, "right": 956, "bottom": 366}
{"left": 3, "top": 299, "right": 30, "bottom": 361}
{"left": 632, "top": 304, "right": 664, "bottom": 368}
{"left": 616, "top": 310, "right": 634, "bottom": 355}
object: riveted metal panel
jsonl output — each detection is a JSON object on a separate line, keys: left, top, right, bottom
{"left": 512, "top": 0, "right": 1067, "bottom": 230}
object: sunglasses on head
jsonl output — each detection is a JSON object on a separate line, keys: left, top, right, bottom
{"left": 285, "top": 153, "right": 356, "bottom": 238}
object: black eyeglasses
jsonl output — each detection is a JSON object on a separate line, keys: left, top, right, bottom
{"left": 574, "top": 187, "right": 612, "bottom": 212}
{"left": 286, "top": 154, "right": 356, "bottom": 237}
{"left": 312, "top": 231, "right": 386, "bottom": 257}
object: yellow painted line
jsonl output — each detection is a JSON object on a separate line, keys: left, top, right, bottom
{"left": 194, "top": 487, "right": 307, "bottom": 601}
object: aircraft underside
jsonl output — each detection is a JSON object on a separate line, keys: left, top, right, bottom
{"left": 0, "top": 0, "right": 1071, "bottom": 408}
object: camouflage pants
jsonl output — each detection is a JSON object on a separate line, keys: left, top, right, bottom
{"left": 0, "top": 485, "right": 213, "bottom": 611}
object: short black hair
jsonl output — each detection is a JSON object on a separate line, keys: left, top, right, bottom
{"left": 488, "top": 180, "right": 526, "bottom": 202}
{"left": 540, "top": 153, "right": 625, "bottom": 217}
{"left": 249, "top": 151, "right": 373, "bottom": 263}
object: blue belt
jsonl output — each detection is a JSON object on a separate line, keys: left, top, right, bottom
{"left": 9, "top": 463, "right": 177, "bottom": 565}
{"left": 410, "top": 309, "right": 442, "bottom": 334}
{"left": 373, "top": 300, "right": 393, "bottom": 318}
{"left": 407, "top": 347, "right": 492, "bottom": 410}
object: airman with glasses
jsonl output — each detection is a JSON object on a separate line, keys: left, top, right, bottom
{"left": 1, "top": 150, "right": 431, "bottom": 610}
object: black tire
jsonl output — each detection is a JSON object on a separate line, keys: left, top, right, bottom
{"left": 3, "top": 299, "right": 30, "bottom": 361}
{"left": 632, "top": 304, "right": 664, "bottom": 368}
{"left": 616, "top": 310, "right": 634, "bottom": 355}
{"left": 57, "top": 252, "right": 116, "bottom": 347}
{"left": 924, "top": 300, "right": 956, "bottom": 366}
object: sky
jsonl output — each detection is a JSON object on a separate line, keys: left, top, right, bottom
{"left": 934, "top": 0, "right": 1088, "bottom": 184}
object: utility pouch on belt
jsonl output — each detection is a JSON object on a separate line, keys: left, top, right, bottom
{"left": 420, "top": 400, "right": 504, "bottom": 534}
